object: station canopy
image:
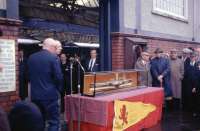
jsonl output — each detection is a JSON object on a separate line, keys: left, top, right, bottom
{"left": 19, "top": 0, "right": 100, "bottom": 44}
{"left": 49, "top": 0, "right": 99, "bottom": 8}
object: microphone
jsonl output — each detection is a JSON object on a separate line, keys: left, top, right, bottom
{"left": 76, "top": 58, "right": 85, "bottom": 73}
{"left": 69, "top": 57, "right": 85, "bottom": 73}
{"left": 69, "top": 57, "right": 76, "bottom": 63}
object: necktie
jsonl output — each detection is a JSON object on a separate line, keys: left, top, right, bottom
{"left": 90, "top": 59, "right": 94, "bottom": 71}
{"left": 88, "top": 59, "right": 92, "bottom": 71}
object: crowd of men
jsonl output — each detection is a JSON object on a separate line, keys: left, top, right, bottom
{"left": 27, "top": 38, "right": 99, "bottom": 131}
{"left": 135, "top": 47, "right": 200, "bottom": 115}
{"left": 0, "top": 38, "right": 99, "bottom": 131}
{"left": 1, "top": 37, "right": 200, "bottom": 131}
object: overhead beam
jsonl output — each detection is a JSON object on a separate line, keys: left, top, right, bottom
{"left": 19, "top": 1, "right": 99, "bottom": 27}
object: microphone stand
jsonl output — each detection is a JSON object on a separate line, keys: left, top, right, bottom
{"left": 69, "top": 61, "right": 74, "bottom": 131}
{"left": 76, "top": 59, "right": 85, "bottom": 131}
{"left": 70, "top": 61, "right": 74, "bottom": 95}
{"left": 68, "top": 58, "right": 85, "bottom": 131}
{"left": 76, "top": 59, "right": 85, "bottom": 73}
{"left": 93, "top": 72, "right": 96, "bottom": 97}
{"left": 77, "top": 63, "right": 81, "bottom": 131}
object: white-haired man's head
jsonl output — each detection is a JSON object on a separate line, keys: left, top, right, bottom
{"left": 42, "top": 38, "right": 57, "bottom": 54}
{"left": 55, "top": 40, "right": 62, "bottom": 55}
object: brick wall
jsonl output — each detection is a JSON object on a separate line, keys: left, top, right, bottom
{"left": 0, "top": 18, "right": 21, "bottom": 112}
{"left": 112, "top": 34, "right": 125, "bottom": 70}
{"left": 111, "top": 32, "right": 200, "bottom": 70}
{"left": 147, "top": 39, "right": 200, "bottom": 55}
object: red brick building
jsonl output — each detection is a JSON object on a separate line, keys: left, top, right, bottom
{"left": 1, "top": 0, "right": 200, "bottom": 111}
{"left": 109, "top": 0, "right": 200, "bottom": 70}
{"left": 112, "top": 33, "right": 200, "bottom": 70}
{"left": 0, "top": 0, "right": 21, "bottom": 111}
{"left": 0, "top": 18, "right": 21, "bottom": 111}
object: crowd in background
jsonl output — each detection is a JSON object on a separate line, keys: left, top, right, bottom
{"left": 0, "top": 37, "right": 100, "bottom": 131}
{"left": 135, "top": 47, "right": 200, "bottom": 115}
{"left": 1, "top": 37, "right": 200, "bottom": 131}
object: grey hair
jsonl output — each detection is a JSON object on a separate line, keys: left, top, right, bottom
{"left": 42, "top": 38, "right": 56, "bottom": 50}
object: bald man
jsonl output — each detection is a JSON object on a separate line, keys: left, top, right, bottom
{"left": 28, "top": 38, "right": 63, "bottom": 131}
{"left": 42, "top": 38, "right": 57, "bottom": 53}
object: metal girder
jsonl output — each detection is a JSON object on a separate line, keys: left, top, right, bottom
{"left": 19, "top": 0, "right": 99, "bottom": 27}
{"left": 19, "top": 27, "right": 99, "bottom": 43}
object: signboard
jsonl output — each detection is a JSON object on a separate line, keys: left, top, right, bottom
{"left": 0, "top": 39, "right": 16, "bottom": 92}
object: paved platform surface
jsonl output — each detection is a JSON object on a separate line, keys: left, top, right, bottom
{"left": 145, "top": 109, "right": 200, "bottom": 131}
{"left": 61, "top": 109, "right": 200, "bottom": 131}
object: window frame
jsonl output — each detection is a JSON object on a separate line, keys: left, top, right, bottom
{"left": 0, "top": 0, "right": 6, "bottom": 10}
{"left": 152, "top": 0, "right": 188, "bottom": 21}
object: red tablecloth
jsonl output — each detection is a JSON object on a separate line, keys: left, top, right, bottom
{"left": 65, "top": 87, "right": 164, "bottom": 131}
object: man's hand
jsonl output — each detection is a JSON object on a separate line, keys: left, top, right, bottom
{"left": 192, "top": 88, "right": 196, "bottom": 93}
{"left": 158, "top": 75, "right": 163, "bottom": 82}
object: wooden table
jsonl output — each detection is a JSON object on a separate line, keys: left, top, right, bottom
{"left": 65, "top": 87, "right": 164, "bottom": 131}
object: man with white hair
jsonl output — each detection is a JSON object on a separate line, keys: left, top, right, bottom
{"left": 54, "top": 40, "right": 62, "bottom": 55}
{"left": 28, "top": 38, "right": 63, "bottom": 131}
{"left": 42, "top": 38, "right": 57, "bottom": 53}
{"left": 169, "top": 49, "right": 184, "bottom": 110}
{"left": 135, "top": 51, "right": 152, "bottom": 86}
{"left": 182, "top": 48, "right": 193, "bottom": 62}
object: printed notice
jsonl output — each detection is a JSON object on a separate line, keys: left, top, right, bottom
{"left": 0, "top": 39, "right": 16, "bottom": 92}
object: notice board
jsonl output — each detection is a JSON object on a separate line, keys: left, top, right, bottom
{"left": 0, "top": 39, "right": 16, "bottom": 92}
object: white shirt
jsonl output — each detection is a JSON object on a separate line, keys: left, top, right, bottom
{"left": 190, "top": 61, "right": 195, "bottom": 66}
{"left": 89, "top": 58, "right": 96, "bottom": 71}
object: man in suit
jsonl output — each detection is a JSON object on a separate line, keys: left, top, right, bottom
{"left": 183, "top": 52, "right": 198, "bottom": 112}
{"left": 150, "top": 48, "right": 172, "bottom": 98}
{"left": 135, "top": 51, "right": 152, "bottom": 86}
{"left": 55, "top": 40, "right": 62, "bottom": 55}
{"left": 169, "top": 49, "right": 184, "bottom": 110}
{"left": 28, "top": 38, "right": 63, "bottom": 131}
{"left": 182, "top": 48, "right": 194, "bottom": 111}
{"left": 86, "top": 49, "right": 99, "bottom": 72}
{"left": 19, "top": 49, "right": 28, "bottom": 100}
{"left": 150, "top": 48, "right": 173, "bottom": 110}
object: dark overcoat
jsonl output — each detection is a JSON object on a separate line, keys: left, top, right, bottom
{"left": 150, "top": 57, "right": 172, "bottom": 97}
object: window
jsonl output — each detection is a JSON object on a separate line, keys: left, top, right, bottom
{"left": 153, "top": 0, "right": 188, "bottom": 20}
{"left": 0, "top": 0, "right": 6, "bottom": 17}
{"left": 0, "top": 0, "right": 6, "bottom": 10}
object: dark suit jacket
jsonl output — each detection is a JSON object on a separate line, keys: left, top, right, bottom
{"left": 150, "top": 57, "right": 172, "bottom": 97}
{"left": 85, "top": 59, "right": 99, "bottom": 72}
{"left": 28, "top": 50, "right": 63, "bottom": 100}
{"left": 19, "top": 58, "right": 28, "bottom": 100}
{"left": 184, "top": 57, "right": 191, "bottom": 78}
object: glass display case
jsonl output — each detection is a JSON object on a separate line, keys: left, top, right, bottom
{"left": 83, "top": 69, "right": 149, "bottom": 96}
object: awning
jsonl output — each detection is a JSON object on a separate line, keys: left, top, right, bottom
{"left": 22, "top": 18, "right": 99, "bottom": 35}
{"left": 17, "top": 39, "right": 99, "bottom": 48}
{"left": 64, "top": 42, "right": 99, "bottom": 48}
{"left": 17, "top": 38, "right": 41, "bottom": 44}
{"left": 125, "top": 37, "right": 147, "bottom": 44}
{"left": 74, "top": 42, "right": 99, "bottom": 48}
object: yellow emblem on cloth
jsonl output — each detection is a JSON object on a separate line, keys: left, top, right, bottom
{"left": 113, "top": 100, "right": 156, "bottom": 131}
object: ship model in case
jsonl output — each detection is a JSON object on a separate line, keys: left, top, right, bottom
{"left": 83, "top": 70, "right": 144, "bottom": 96}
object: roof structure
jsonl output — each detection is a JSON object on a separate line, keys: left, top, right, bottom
{"left": 19, "top": 0, "right": 99, "bottom": 27}
{"left": 19, "top": 0, "right": 100, "bottom": 43}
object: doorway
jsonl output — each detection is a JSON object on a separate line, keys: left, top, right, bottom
{"left": 124, "top": 37, "right": 147, "bottom": 69}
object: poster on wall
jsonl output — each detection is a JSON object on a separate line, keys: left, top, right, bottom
{"left": 0, "top": 39, "right": 16, "bottom": 92}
